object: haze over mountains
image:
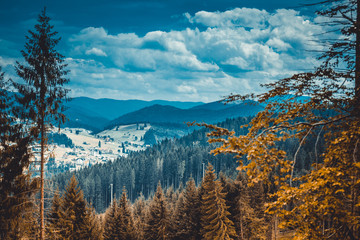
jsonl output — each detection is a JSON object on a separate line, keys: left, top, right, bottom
{"left": 64, "top": 97, "right": 264, "bottom": 131}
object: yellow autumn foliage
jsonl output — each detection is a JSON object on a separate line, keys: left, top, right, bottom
{"left": 199, "top": 0, "right": 360, "bottom": 239}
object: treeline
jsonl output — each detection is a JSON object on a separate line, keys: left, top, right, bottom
{"left": 48, "top": 163, "right": 274, "bottom": 239}
{"left": 52, "top": 117, "right": 251, "bottom": 212}
{"left": 52, "top": 116, "right": 324, "bottom": 213}
{"left": 48, "top": 132, "right": 74, "bottom": 148}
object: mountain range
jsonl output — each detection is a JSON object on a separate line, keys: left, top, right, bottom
{"left": 106, "top": 101, "right": 263, "bottom": 129}
{"left": 63, "top": 97, "right": 264, "bottom": 131}
{"left": 63, "top": 97, "right": 203, "bottom": 131}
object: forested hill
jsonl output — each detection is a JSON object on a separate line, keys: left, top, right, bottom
{"left": 106, "top": 100, "right": 263, "bottom": 128}
{"left": 52, "top": 115, "right": 322, "bottom": 213}
{"left": 62, "top": 97, "right": 263, "bottom": 132}
{"left": 52, "top": 117, "right": 251, "bottom": 212}
{"left": 63, "top": 97, "right": 204, "bottom": 131}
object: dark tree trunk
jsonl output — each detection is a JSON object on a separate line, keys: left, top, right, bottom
{"left": 356, "top": 0, "right": 360, "bottom": 112}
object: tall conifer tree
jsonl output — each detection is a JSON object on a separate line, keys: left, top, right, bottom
{"left": 113, "top": 187, "right": 136, "bottom": 240}
{"left": 173, "top": 178, "right": 202, "bottom": 240}
{"left": 220, "top": 173, "right": 268, "bottom": 240}
{"left": 144, "top": 182, "right": 169, "bottom": 240}
{"left": 82, "top": 206, "right": 103, "bottom": 240}
{"left": 0, "top": 67, "right": 37, "bottom": 239}
{"left": 14, "top": 8, "right": 69, "bottom": 239}
{"left": 57, "top": 175, "right": 100, "bottom": 239}
{"left": 133, "top": 194, "right": 147, "bottom": 240}
{"left": 47, "top": 190, "right": 71, "bottom": 239}
{"left": 172, "top": 192, "right": 186, "bottom": 239}
{"left": 103, "top": 197, "right": 118, "bottom": 240}
{"left": 200, "top": 164, "right": 236, "bottom": 240}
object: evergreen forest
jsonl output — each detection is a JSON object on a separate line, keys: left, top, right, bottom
{"left": 1, "top": 0, "right": 360, "bottom": 239}
{"left": 52, "top": 116, "right": 323, "bottom": 213}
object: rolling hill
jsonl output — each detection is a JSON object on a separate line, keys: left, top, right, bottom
{"left": 106, "top": 100, "right": 264, "bottom": 128}
{"left": 63, "top": 97, "right": 204, "bottom": 131}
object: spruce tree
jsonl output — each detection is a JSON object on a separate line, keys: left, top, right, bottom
{"left": 144, "top": 182, "right": 169, "bottom": 240}
{"left": 47, "top": 191, "right": 63, "bottom": 238}
{"left": 47, "top": 190, "right": 73, "bottom": 239}
{"left": 103, "top": 197, "right": 118, "bottom": 240}
{"left": 112, "top": 187, "right": 136, "bottom": 240}
{"left": 14, "top": 8, "right": 69, "bottom": 239}
{"left": 172, "top": 192, "right": 186, "bottom": 239}
{"left": 59, "top": 175, "right": 100, "bottom": 239}
{"left": 200, "top": 164, "right": 236, "bottom": 240}
{"left": 81, "top": 206, "right": 103, "bottom": 240}
{"left": 0, "top": 67, "right": 37, "bottom": 239}
{"left": 220, "top": 173, "right": 268, "bottom": 240}
{"left": 133, "top": 194, "right": 147, "bottom": 240}
{"left": 165, "top": 186, "right": 176, "bottom": 210}
{"left": 164, "top": 186, "right": 177, "bottom": 239}
{"left": 173, "top": 178, "right": 202, "bottom": 240}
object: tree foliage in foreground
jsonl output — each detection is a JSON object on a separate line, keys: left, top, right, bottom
{"left": 112, "top": 187, "right": 136, "bottom": 240}
{"left": 220, "top": 173, "right": 269, "bottom": 240}
{"left": 48, "top": 175, "right": 102, "bottom": 239}
{"left": 103, "top": 198, "right": 118, "bottom": 240}
{"left": 144, "top": 183, "right": 169, "bottom": 240}
{"left": 14, "top": 8, "right": 69, "bottom": 239}
{"left": 49, "top": 165, "right": 276, "bottom": 239}
{"left": 172, "top": 178, "right": 202, "bottom": 240}
{"left": 200, "top": 164, "right": 236, "bottom": 240}
{"left": 200, "top": 0, "right": 360, "bottom": 239}
{"left": 0, "top": 67, "right": 37, "bottom": 239}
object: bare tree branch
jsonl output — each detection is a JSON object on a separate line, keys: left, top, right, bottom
{"left": 339, "top": 9, "right": 356, "bottom": 24}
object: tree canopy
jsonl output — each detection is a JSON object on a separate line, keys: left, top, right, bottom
{"left": 200, "top": 0, "right": 360, "bottom": 238}
{"left": 0, "top": 67, "right": 37, "bottom": 239}
{"left": 14, "top": 8, "right": 69, "bottom": 239}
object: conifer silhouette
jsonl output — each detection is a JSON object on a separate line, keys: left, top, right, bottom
{"left": 0, "top": 67, "right": 37, "bottom": 239}
{"left": 113, "top": 187, "right": 136, "bottom": 240}
{"left": 51, "top": 175, "right": 100, "bottom": 239}
{"left": 144, "top": 182, "right": 169, "bottom": 240}
{"left": 103, "top": 197, "right": 118, "bottom": 240}
{"left": 200, "top": 164, "right": 236, "bottom": 240}
{"left": 14, "top": 8, "right": 69, "bottom": 239}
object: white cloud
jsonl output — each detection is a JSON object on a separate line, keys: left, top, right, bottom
{"left": 85, "top": 48, "right": 107, "bottom": 57}
{"left": 0, "top": 56, "right": 16, "bottom": 67}
{"left": 177, "top": 84, "right": 197, "bottom": 94}
{"left": 65, "top": 7, "right": 325, "bottom": 101}
{"left": 190, "top": 8, "right": 268, "bottom": 28}
{"left": 266, "top": 38, "right": 291, "bottom": 51}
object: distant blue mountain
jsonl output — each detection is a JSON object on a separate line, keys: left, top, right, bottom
{"left": 65, "top": 97, "right": 203, "bottom": 120}
{"left": 63, "top": 97, "right": 204, "bottom": 131}
{"left": 63, "top": 106, "right": 111, "bottom": 131}
{"left": 5, "top": 91, "right": 311, "bottom": 132}
{"left": 7, "top": 91, "right": 307, "bottom": 132}
{"left": 191, "top": 100, "right": 230, "bottom": 111}
{"left": 106, "top": 100, "right": 263, "bottom": 128}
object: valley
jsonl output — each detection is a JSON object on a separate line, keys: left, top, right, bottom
{"left": 36, "top": 122, "right": 195, "bottom": 177}
{"left": 33, "top": 124, "right": 151, "bottom": 177}
{"left": 28, "top": 97, "right": 264, "bottom": 178}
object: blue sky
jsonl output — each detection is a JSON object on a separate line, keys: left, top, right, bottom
{"left": 0, "top": 0, "right": 325, "bottom": 102}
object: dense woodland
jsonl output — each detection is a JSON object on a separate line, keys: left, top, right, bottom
{"left": 1, "top": 0, "right": 360, "bottom": 239}
{"left": 46, "top": 163, "right": 274, "bottom": 240}
{"left": 52, "top": 116, "right": 323, "bottom": 213}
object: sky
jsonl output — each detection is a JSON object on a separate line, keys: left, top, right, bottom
{"left": 0, "top": 0, "right": 326, "bottom": 102}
